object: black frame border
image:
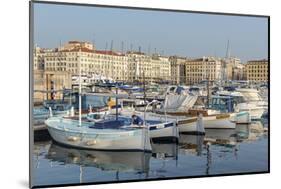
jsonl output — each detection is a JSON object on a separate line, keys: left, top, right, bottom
{"left": 29, "top": 0, "right": 270, "bottom": 188}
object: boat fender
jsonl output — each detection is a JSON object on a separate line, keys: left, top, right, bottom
{"left": 67, "top": 136, "right": 80, "bottom": 142}
{"left": 70, "top": 107, "right": 75, "bottom": 117}
{"left": 89, "top": 105, "right": 92, "bottom": 113}
{"left": 196, "top": 113, "right": 205, "bottom": 134}
{"left": 49, "top": 107, "right": 53, "bottom": 117}
{"left": 86, "top": 140, "right": 97, "bottom": 146}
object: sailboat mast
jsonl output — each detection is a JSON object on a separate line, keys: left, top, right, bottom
{"left": 79, "top": 48, "right": 82, "bottom": 126}
{"left": 207, "top": 74, "right": 210, "bottom": 107}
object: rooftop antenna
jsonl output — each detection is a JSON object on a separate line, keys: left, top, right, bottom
{"left": 105, "top": 42, "right": 108, "bottom": 51}
{"left": 139, "top": 46, "right": 141, "bottom": 53}
{"left": 121, "top": 41, "right": 124, "bottom": 54}
{"left": 154, "top": 48, "right": 157, "bottom": 54}
{"left": 226, "top": 40, "right": 230, "bottom": 59}
{"left": 148, "top": 44, "right": 151, "bottom": 55}
{"left": 92, "top": 33, "right": 95, "bottom": 46}
{"left": 59, "top": 39, "right": 62, "bottom": 49}
{"left": 110, "top": 40, "right": 114, "bottom": 52}
{"left": 130, "top": 43, "right": 133, "bottom": 52}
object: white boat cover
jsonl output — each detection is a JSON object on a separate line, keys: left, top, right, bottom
{"left": 162, "top": 94, "right": 198, "bottom": 113}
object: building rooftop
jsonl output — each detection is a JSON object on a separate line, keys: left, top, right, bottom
{"left": 247, "top": 59, "right": 268, "bottom": 63}
{"left": 58, "top": 47, "right": 125, "bottom": 56}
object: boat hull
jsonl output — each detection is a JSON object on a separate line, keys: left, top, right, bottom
{"left": 236, "top": 103, "right": 264, "bottom": 120}
{"left": 45, "top": 117, "right": 152, "bottom": 151}
{"left": 178, "top": 115, "right": 236, "bottom": 133}
{"left": 203, "top": 117, "right": 236, "bottom": 129}
{"left": 149, "top": 123, "right": 179, "bottom": 142}
{"left": 248, "top": 108, "right": 264, "bottom": 120}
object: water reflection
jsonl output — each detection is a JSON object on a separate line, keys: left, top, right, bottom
{"left": 33, "top": 121, "right": 268, "bottom": 186}
{"left": 150, "top": 142, "right": 179, "bottom": 177}
{"left": 151, "top": 142, "right": 178, "bottom": 160}
{"left": 47, "top": 142, "right": 151, "bottom": 174}
{"left": 179, "top": 135, "right": 204, "bottom": 156}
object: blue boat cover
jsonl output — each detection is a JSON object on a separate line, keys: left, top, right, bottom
{"left": 89, "top": 119, "right": 125, "bottom": 129}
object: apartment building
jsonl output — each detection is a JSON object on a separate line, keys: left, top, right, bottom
{"left": 185, "top": 57, "right": 222, "bottom": 85}
{"left": 169, "top": 56, "right": 188, "bottom": 84}
{"left": 245, "top": 59, "right": 268, "bottom": 82}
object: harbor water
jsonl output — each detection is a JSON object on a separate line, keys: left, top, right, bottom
{"left": 32, "top": 119, "right": 268, "bottom": 187}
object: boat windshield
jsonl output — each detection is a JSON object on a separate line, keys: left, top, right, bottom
{"left": 91, "top": 114, "right": 102, "bottom": 119}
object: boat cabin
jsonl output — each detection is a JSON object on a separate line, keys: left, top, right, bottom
{"left": 208, "top": 96, "right": 234, "bottom": 113}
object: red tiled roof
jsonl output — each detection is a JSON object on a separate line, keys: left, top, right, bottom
{"left": 186, "top": 58, "right": 204, "bottom": 62}
{"left": 59, "top": 47, "right": 94, "bottom": 53}
{"left": 95, "top": 50, "right": 125, "bottom": 56}
{"left": 68, "top": 41, "right": 82, "bottom": 44}
{"left": 59, "top": 47, "right": 125, "bottom": 56}
{"left": 247, "top": 59, "right": 268, "bottom": 63}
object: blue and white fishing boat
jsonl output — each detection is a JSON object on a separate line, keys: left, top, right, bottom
{"left": 118, "top": 101, "right": 179, "bottom": 141}
{"left": 45, "top": 49, "right": 152, "bottom": 151}
{"left": 45, "top": 116, "right": 151, "bottom": 151}
{"left": 86, "top": 105, "right": 179, "bottom": 141}
{"left": 117, "top": 114, "right": 178, "bottom": 142}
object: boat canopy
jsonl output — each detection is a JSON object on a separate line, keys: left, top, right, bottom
{"left": 90, "top": 119, "right": 126, "bottom": 129}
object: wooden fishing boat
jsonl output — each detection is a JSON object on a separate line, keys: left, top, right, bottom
{"left": 45, "top": 116, "right": 152, "bottom": 151}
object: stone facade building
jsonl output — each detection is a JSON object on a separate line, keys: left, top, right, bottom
{"left": 169, "top": 56, "right": 188, "bottom": 84}
{"left": 245, "top": 59, "right": 268, "bottom": 82}
{"left": 185, "top": 57, "right": 222, "bottom": 85}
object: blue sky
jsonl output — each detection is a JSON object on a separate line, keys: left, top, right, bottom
{"left": 33, "top": 3, "right": 268, "bottom": 62}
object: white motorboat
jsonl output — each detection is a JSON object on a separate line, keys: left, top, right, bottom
{"left": 157, "top": 86, "right": 198, "bottom": 114}
{"left": 216, "top": 90, "right": 265, "bottom": 120}
{"left": 177, "top": 114, "right": 236, "bottom": 134}
{"left": 235, "top": 103, "right": 264, "bottom": 120}
{"left": 165, "top": 109, "right": 250, "bottom": 134}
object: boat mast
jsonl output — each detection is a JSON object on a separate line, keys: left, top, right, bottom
{"left": 207, "top": 74, "right": 210, "bottom": 107}
{"left": 116, "top": 86, "right": 118, "bottom": 120}
{"left": 78, "top": 48, "right": 82, "bottom": 126}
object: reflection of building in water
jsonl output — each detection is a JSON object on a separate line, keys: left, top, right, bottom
{"left": 46, "top": 142, "right": 151, "bottom": 175}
